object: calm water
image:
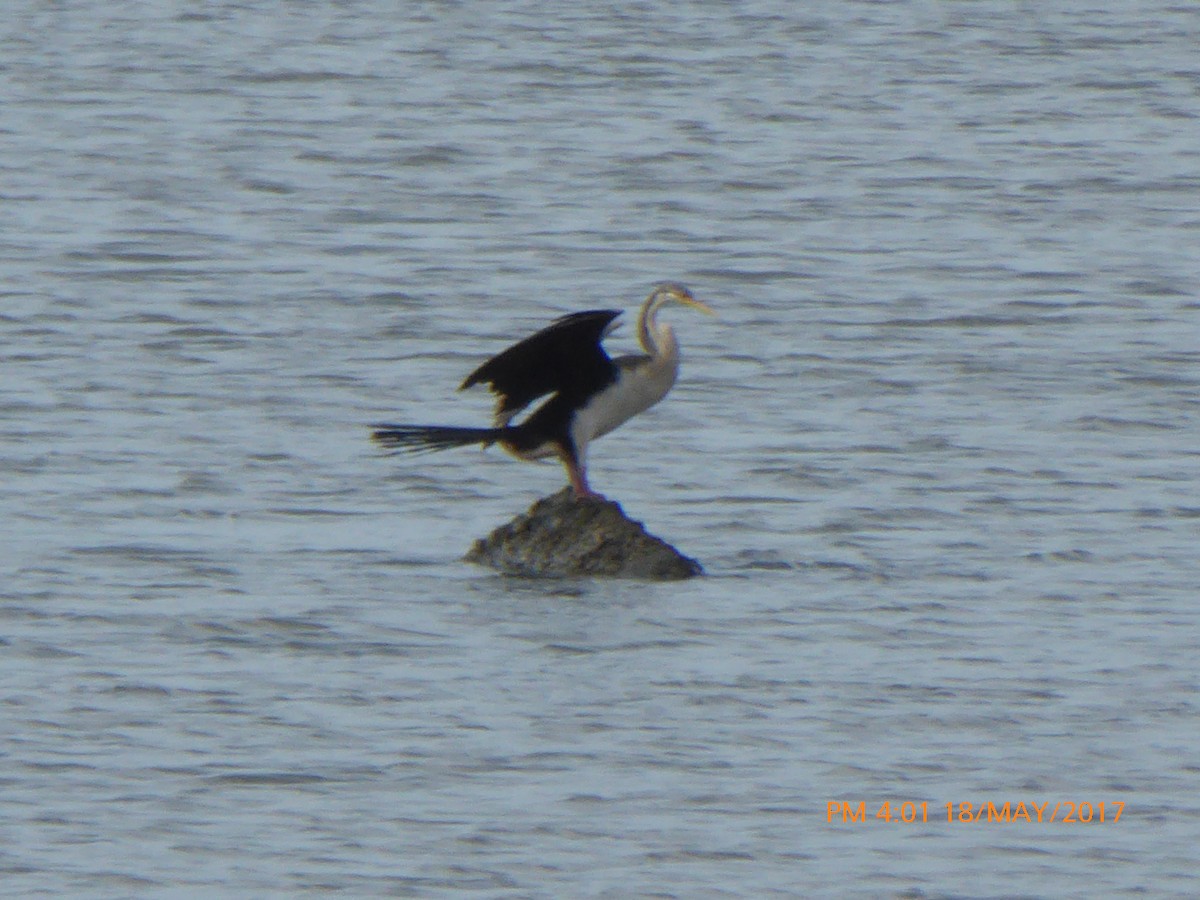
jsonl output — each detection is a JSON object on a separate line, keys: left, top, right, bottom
{"left": 3, "top": 2, "right": 1199, "bottom": 896}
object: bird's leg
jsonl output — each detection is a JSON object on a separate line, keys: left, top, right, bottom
{"left": 567, "top": 461, "right": 598, "bottom": 499}
{"left": 561, "top": 450, "right": 599, "bottom": 499}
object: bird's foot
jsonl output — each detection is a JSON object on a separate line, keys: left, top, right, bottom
{"left": 570, "top": 485, "right": 606, "bottom": 501}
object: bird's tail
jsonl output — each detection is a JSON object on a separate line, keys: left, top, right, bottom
{"left": 370, "top": 423, "right": 504, "bottom": 454}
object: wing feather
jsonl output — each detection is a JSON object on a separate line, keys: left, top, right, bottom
{"left": 460, "top": 309, "right": 621, "bottom": 424}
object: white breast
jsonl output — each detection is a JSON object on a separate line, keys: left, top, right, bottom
{"left": 571, "top": 354, "right": 679, "bottom": 454}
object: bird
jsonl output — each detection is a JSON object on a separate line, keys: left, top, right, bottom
{"left": 371, "top": 282, "right": 713, "bottom": 498}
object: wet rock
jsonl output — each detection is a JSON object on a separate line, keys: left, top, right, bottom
{"left": 465, "top": 488, "right": 703, "bottom": 580}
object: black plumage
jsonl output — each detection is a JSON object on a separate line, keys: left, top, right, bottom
{"left": 459, "top": 309, "right": 621, "bottom": 425}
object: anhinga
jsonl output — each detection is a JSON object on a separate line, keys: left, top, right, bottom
{"left": 372, "top": 283, "right": 713, "bottom": 498}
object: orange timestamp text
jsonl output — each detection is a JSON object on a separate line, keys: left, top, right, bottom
{"left": 827, "top": 800, "right": 1124, "bottom": 825}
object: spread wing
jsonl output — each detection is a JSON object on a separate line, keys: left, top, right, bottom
{"left": 460, "top": 309, "right": 621, "bottom": 425}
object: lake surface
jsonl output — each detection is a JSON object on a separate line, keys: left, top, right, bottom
{"left": 3, "top": 1, "right": 1198, "bottom": 896}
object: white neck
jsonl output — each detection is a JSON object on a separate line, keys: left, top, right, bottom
{"left": 638, "top": 289, "right": 680, "bottom": 362}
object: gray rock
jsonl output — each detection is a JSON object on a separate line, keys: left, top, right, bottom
{"left": 464, "top": 488, "right": 703, "bottom": 580}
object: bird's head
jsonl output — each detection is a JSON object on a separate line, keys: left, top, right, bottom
{"left": 649, "top": 282, "right": 715, "bottom": 317}
{"left": 637, "top": 283, "right": 715, "bottom": 356}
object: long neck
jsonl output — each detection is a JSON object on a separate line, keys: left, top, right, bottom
{"left": 637, "top": 291, "right": 680, "bottom": 364}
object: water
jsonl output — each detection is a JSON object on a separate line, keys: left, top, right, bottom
{"left": 3, "top": 1, "right": 1198, "bottom": 895}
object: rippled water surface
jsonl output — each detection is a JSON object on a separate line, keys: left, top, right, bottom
{"left": 3, "top": 2, "right": 1199, "bottom": 896}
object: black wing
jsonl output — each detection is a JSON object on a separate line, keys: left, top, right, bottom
{"left": 460, "top": 309, "right": 621, "bottom": 424}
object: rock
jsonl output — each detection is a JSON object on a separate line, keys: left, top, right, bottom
{"left": 465, "top": 488, "right": 703, "bottom": 580}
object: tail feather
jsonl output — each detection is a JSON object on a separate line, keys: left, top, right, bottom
{"left": 371, "top": 423, "right": 503, "bottom": 454}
